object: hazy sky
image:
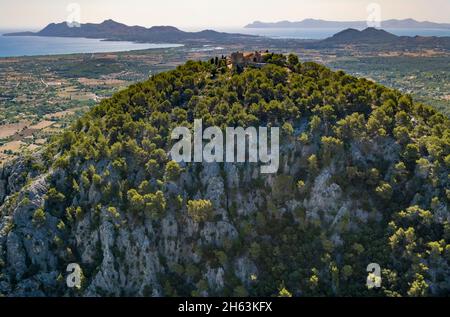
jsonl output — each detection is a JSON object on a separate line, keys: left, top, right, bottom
{"left": 0, "top": 0, "right": 449, "bottom": 30}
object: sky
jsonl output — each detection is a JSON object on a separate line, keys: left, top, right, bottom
{"left": 0, "top": 0, "right": 449, "bottom": 30}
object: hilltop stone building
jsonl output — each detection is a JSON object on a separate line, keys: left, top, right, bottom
{"left": 228, "top": 51, "right": 268, "bottom": 69}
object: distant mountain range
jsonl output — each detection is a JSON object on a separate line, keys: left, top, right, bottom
{"left": 316, "top": 27, "right": 450, "bottom": 49}
{"left": 5, "top": 20, "right": 450, "bottom": 49}
{"left": 246, "top": 18, "right": 450, "bottom": 29}
{"left": 4, "top": 19, "right": 258, "bottom": 44}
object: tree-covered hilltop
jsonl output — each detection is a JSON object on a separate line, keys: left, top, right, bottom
{"left": 0, "top": 54, "right": 449, "bottom": 297}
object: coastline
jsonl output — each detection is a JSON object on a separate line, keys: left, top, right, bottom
{"left": 0, "top": 34, "right": 183, "bottom": 58}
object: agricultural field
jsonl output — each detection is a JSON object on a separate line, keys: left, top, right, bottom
{"left": 1, "top": 43, "right": 449, "bottom": 166}
{"left": 0, "top": 45, "right": 234, "bottom": 165}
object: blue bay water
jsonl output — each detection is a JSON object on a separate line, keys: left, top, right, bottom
{"left": 1, "top": 27, "right": 450, "bottom": 58}
{"left": 0, "top": 34, "right": 183, "bottom": 58}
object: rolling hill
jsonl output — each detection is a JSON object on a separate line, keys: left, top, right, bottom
{"left": 323, "top": 27, "right": 398, "bottom": 44}
{"left": 0, "top": 54, "right": 449, "bottom": 297}
{"left": 316, "top": 27, "right": 450, "bottom": 49}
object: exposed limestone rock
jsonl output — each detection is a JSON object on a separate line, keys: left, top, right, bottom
{"left": 6, "top": 232, "right": 27, "bottom": 280}
{"left": 234, "top": 257, "right": 258, "bottom": 287}
{"left": 0, "top": 121, "right": 445, "bottom": 297}
{"left": 201, "top": 221, "right": 238, "bottom": 247}
{"left": 0, "top": 179, "right": 6, "bottom": 205}
{"left": 304, "top": 168, "right": 343, "bottom": 219}
{"left": 206, "top": 266, "right": 225, "bottom": 291}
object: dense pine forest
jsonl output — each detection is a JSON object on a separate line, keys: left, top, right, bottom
{"left": 0, "top": 53, "right": 449, "bottom": 296}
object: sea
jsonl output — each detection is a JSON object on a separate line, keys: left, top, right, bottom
{"left": 215, "top": 27, "right": 450, "bottom": 39}
{"left": 0, "top": 33, "right": 183, "bottom": 58}
{"left": 1, "top": 27, "right": 450, "bottom": 58}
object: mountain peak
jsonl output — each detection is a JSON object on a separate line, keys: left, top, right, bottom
{"left": 362, "top": 27, "right": 387, "bottom": 32}
{"left": 100, "top": 19, "right": 123, "bottom": 26}
{"left": 98, "top": 19, "right": 129, "bottom": 29}
{"left": 148, "top": 25, "right": 182, "bottom": 33}
{"left": 324, "top": 27, "right": 398, "bottom": 44}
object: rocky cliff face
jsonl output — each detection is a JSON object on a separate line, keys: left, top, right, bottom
{"left": 0, "top": 147, "right": 341, "bottom": 295}
{"left": 1, "top": 137, "right": 446, "bottom": 296}
{"left": 0, "top": 58, "right": 449, "bottom": 297}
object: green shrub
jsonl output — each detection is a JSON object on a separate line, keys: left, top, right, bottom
{"left": 187, "top": 200, "right": 213, "bottom": 223}
{"left": 33, "top": 208, "right": 46, "bottom": 226}
{"left": 165, "top": 160, "right": 183, "bottom": 182}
